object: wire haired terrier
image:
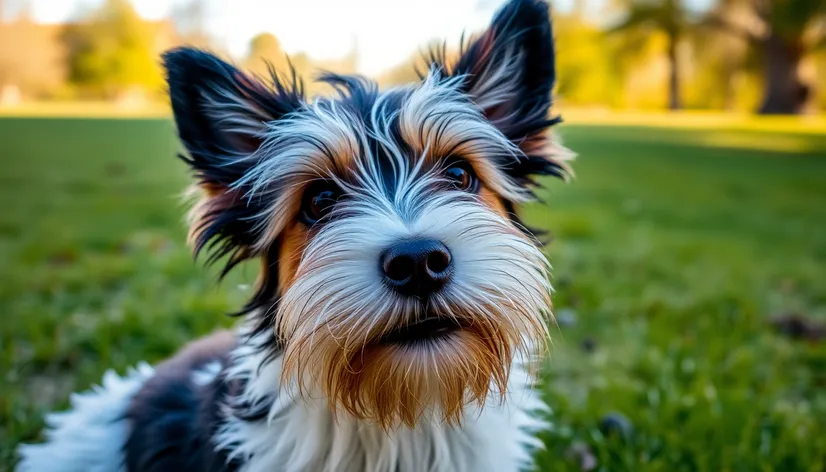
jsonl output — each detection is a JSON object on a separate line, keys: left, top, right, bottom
{"left": 18, "top": 0, "right": 574, "bottom": 470}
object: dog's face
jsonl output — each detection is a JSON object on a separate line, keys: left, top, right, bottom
{"left": 164, "top": 0, "right": 570, "bottom": 427}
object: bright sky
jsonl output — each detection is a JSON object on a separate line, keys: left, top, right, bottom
{"left": 12, "top": 0, "right": 717, "bottom": 75}
{"left": 19, "top": 0, "right": 541, "bottom": 75}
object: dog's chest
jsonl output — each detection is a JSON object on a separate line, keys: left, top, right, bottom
{"left": 229, "top": 402, "right": 542, "bottom": 472}
{"left": 217, "top": 357, "right": 547, "bottom": 472}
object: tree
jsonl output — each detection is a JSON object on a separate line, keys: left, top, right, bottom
{"left": 685, "top": 26, "right": 755, "bottom": 110}
{"left": 376, "top": 52, "right": 429, "bottom": 88}
{"left": 608, "top": 0, "right": 690, "bottom": 110}
{"left": 554, "top": 8, "right": 626, "bottom": 108}
{"left": 243, "top": 33, "right": 289, "bottom": 79}
{"left": 0, "top": 6, "right": 66, "bottom": 100}
{"left": 61, "top": 0, "right": 161, "bottom": 99}
{"left": 706, "top": 0, "right": 826, "bottom": 114}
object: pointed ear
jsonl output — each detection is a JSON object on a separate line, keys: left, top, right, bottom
{"left": 163, "top": 47, "right": 303, "bottom": 272}
{"left": 435, "top": 0, "right": 570, "bottom": 181}
{"left": 450, "top": 0, "right": 556, "bottom": 134}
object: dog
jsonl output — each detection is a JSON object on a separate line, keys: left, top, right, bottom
{"left": 17, "top": 0, "right": 572, "bottom": 470}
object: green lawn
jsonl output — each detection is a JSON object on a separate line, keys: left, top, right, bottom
{"left": 1, "top": 115, "right": 825, "bottom": 471}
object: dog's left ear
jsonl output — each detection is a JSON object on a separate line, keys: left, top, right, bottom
{"left": 163, "top": 47, "right": 304, "bottom": 273}
{"left": 439, "top": 0, "right": 569, "bottom": 181}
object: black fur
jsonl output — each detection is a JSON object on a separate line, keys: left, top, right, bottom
{"left": 163, "top": 48, "right": 304, "bottom": 275}
{"left": 125, "top": 332, "right": 239, "bottom": 472}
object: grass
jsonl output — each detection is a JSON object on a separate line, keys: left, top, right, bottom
{"left": 1, "top": 114, "right": 825, "bottom": 471}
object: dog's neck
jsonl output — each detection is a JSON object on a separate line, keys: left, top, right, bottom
{"left": 213, "top": 326, "right": 548, "bottom": 472}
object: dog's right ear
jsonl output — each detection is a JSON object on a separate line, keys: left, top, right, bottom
{"left": 163, "top": 47, "right": 303, "bottom": 272}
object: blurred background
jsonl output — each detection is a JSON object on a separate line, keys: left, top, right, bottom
{"left": 0, "top": 0, "right": 824, "bottom": 470}
{"left": 1, "top": 0, "right": 826, "bottom": 112}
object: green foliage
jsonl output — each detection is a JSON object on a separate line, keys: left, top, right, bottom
{"left": 1, "top": 116, "right": 825, "bottom": 469}
{"left": 704, "top": 0, "right": 826, "bottom": 112}
{"left": 610, "top": 0, "right": 688, "bottom": 36}
{"left": 554, "top": 12, "right": 624, "bottom": 107}
{"left": 607, "top": 0, "right": 692, "bottom": 109}
{"left": 814, "top": 51, "right": 826, "bottom": 110}
{"left": 61, "top": 0, "right": 162, "bottom": 99}
{"left": 764, "top": 0, "right": 826, "bottom": 43}
{"left": 683, "top": 26, "right": 759, "bottom": 110}
{"left": 556, "top": 0, "right": 826, "bottom": 113}
{"left": 707, "top": 0, "right": 826, "bottom": 58}
{"left": 3, "top": 0, "right": 823, "bottom": 112}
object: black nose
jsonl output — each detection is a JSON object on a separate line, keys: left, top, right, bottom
{"left": 380, "top": 238, "right": 453, "bottom": 298}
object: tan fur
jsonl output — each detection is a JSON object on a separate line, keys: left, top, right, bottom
{"left": 479, "top": 185, "right": 509, "bottom": 218}
{"left": 396, "top": 95, "right": 529, "bottom": 203}
{"left": 186, "top": 95, "right": 552, "bottom": 430}
{"left": 278, "top": 300, "right": 539, "bottom": 429}
{"left": 274, "top": 203, "right": 549, "bottom": 427}
{"left": 277, "top": 221, "right": 310, "bottom": 289}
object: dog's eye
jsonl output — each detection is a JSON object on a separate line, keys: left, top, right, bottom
{"left": 444, "top": 162, "right": 479, "bottom": 193}
{"left": 301, "top": 181, "right": 341, "bottom": 225}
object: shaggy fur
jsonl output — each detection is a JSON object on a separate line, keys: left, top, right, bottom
{"left": 17, "top": 1, "right": 573, "bottom": 471}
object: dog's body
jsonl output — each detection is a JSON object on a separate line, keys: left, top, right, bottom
{"left": 20, "top": 330, "right": 544, "bottom": 472}
{"left": 18, "top": 1, "right": 572, "bottom": 470}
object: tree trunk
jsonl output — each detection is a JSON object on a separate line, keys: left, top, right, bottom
{"left": 721, "top": 66, "right": 736, "bottom": 111}
{"left": 667, "top": 33, "right": 681, "bottom": 110}
{"left": 758, "top": 35, "right": 807, "bottom": 114}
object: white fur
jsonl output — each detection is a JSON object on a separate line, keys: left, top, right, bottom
{"left": 191, "top": 360, "right": 223, "bottom": 386}
{"left": 276, "top": 187, "right": 552, "bottom": 357}
{"left": 217, "top": 330, "right": 549, "bottom": 472}
{"left": 230, "top": 69, "right": 542, "bottom": 253}
{"left": 267, "top": 82, "right": 553, "bottom": 355}
{"left": 398, "top": 71, "right": 530, "bottom": 202}
{"left": 16, "top": 363, "right": 154, "bottom": 472}
{"left": 234, "top": 75, "right": 554, "bottom": 472}
{"left": 17, "top": 335, "right": 549, "bottom": 472}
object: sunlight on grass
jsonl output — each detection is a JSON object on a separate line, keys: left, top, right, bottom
{"left": 0, "top": 102, "right": 169, "bottom": 118}
{"left": 4, "top": 103, "right": 826, "bottom": 135}
{"left": 561, "top": 109, "right": 826, "bottom": 135}
{"left": 1, "top": 115, "right": 825, "bottom": 471}
{"left": 699, "top": 131, "right": 819, "bottom": 154}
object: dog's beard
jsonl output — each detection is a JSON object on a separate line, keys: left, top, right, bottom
{"left": 276, "top": 195, "right": 551, "bottom": 428}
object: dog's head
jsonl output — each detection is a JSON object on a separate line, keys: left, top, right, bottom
{"left": 164, "top": 0, "right": 571, "bottom": 428}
